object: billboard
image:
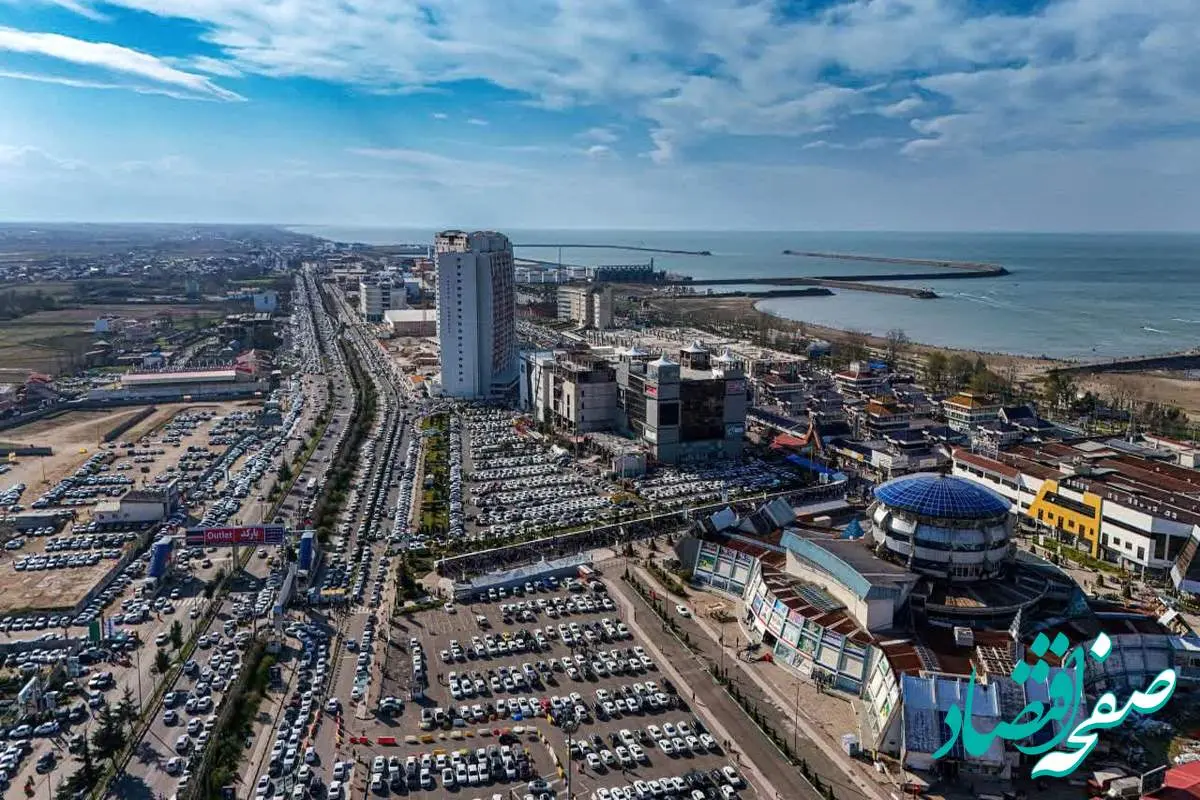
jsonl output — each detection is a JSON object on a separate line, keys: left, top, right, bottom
{"left": 186, "top": 525, "right": 285, "bottom": 547}
{"left": 725, "top": 379, "right": 746, "bottom": 395}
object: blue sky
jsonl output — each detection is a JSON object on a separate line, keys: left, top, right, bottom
{"left": 0, "top": 0, "right": 1197, "bottom": 230}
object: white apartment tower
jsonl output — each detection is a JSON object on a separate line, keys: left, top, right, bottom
{"left": 434, "top": 230, "right": 518, "bottom": 399}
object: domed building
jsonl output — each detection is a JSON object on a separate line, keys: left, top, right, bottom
{"left": 868, "top": 472, "right": 1013, "bottom": 583}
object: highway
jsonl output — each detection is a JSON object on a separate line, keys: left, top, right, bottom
{"left": 103, "top": 269, "right": 354, "bottom": 800}
{"left": 239, "top": 271, "right": 420, "bottom": 800}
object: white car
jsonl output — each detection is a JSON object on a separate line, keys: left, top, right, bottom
{"left": 675, "top": 604, "right": 691, "bottom": 617}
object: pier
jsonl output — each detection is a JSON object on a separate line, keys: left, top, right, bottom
{"left": 783, "top": 249, "right": 1008, "bottom": 277}
{"left": 663, "top": 276, "right": 937, "bottom": 299}
{"left": 516, "top": 243, "right": 713, "bottom": 256}
{"left": 1056, "top": 349, "right": 1200, "bottom": 376}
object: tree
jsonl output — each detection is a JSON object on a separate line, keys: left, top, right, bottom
{"left": 946, "top": 354, "right": 975, "bottom": 391}
{"left": 90, "top": 702, "right": 126, "bottom": 764}
{"left": 277, "top": 461, "right": 293, "bottom": 484}
{"left": 116, "top": 686, "right": 137, "bottom": 731}
{"left": 170, "top": 620, "right": 183, "bottom": 649}
{"left": 884, "top": 328, "right": 909, "bottom": 369}
{"left": 924, "top": 351, "right": 948, "bottom": 392}
{"left": 154, "top": 648, "right": 170, "bottom": 675}
{"left": 1042, "top": 371, "right": 1077, "bottom": 413}
{"left": 839, "top": 330, "right": 869, "bottom": 365}
{"left": 969, "top": 368, "right": 1005, "bottom": 397}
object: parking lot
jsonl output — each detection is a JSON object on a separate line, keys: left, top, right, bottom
{"left": 460, "top": 407, "right": 620, "bottom": 544}
{"left": 0, "top": 402, "right": 267, "bottom": 620}
{"left": 344, "top": 574, "right": 754, "bottom": 800}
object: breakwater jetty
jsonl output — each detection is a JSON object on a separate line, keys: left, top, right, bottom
{"left": 1056, "top": 349, "right": 1200, "bottom": 376}
{"left": 516, "top": 243, "right": 713, "bottom": 256}
{"left": 665, "top": 276, "right": 937, "bottom": 299}
{"left": 783, "top": 249, "right": 1008, "bottom": 278}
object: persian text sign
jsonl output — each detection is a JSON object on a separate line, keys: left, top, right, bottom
{"left": 933, "top": 632, "right": 1176, "bottom": 778}
{"left": 186, "top": 525, "right": 285, "bottom": 547}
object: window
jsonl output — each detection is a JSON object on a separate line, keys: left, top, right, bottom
{"left": 1124, "top": 541, "right": 1132, "bottom": 551}
{"left": 1137, "top": 546, "right": 1145, "bottom": 560}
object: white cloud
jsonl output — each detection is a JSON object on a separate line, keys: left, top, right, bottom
{"left": 72, "top": 0, "right": 1199, "bottom": 158}
{"left": 0, "top": 144, "right": 85, "bottom": 171}
{"left": 431, "top": 112, "right": 448, "bottom": 120}
{"left": 0, "top": 26, "right": 243, "bottom": 101}
{"left": 466, "top": 117, "right": 488, "bottom": 126}
{"left": 645, "top": 129, "right": 676, "bottom": 164}
{"left": 345, "top": 146, "right": 526, "bottom": 188}
{"left": 184, "top": 55, "right": 242, "bottom": 78}
{"left": 584, "top": 144, "right": 614, "bottom": 159}
{"left": 579, "top": 126, "right": 619, "bottom": 144}
{"left": 19, "top": 0, "right": 1200, "bottom": 171}
{"left": 879, "top": 97, "right": 924, "bottom": 118}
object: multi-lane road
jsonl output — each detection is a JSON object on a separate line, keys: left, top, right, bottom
{"left": 103, "top": 271, "right": 357, "bottom": 800}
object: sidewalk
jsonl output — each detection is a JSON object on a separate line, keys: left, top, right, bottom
{"left": 606, "top": 573, "right": 821, "bottom": 800}
{"left": 617, "top": 558, "right": 892, "bottom": 800}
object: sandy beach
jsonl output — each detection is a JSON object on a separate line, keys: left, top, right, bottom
{"left": 647, "top": 294, "right": 1200, "bottom": 417}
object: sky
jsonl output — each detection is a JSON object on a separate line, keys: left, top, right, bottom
{"left": 0, "top": 0, "right": 1198, "bottom": 231}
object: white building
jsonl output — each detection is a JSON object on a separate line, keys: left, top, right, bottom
{"left": 383, "top": 309, "right": 437, "bottom": 338}
{"left": 434, "top": 230, "right": 517, "bottom": 399}
{"left": 359, "top": 277, "right": 407, "bottom": 321}
{"left": 556, "top": 284, "right": 614, "bottom": 329}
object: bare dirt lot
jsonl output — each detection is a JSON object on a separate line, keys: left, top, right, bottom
{"left": 1083, "top": 371, "right": 1200, "bottom": 419}
{"left": 0, "top": 303, "right": 225, "bottom": 374}
{"left": 0, "top": 553, "right": 114, "bottom": 613}
{"left": 3, "top": 405, "right": 179, "bottom": 491}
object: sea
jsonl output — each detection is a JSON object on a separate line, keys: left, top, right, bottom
{"left": 290, "top": 227, "right": 1200, "bottom": 361}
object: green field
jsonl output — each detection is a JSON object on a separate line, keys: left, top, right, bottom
{"left": 0, "top": 303, "right": 225, "bottom": 376}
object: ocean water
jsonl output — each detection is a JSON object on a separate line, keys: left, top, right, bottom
{"left": 291, "top": 227, "right": 1200, "bottom": 360}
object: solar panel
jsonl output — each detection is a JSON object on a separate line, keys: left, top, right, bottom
{"left": 874, "top": 473, "right": 1009, "bottom": 520}
{"left": 796, "top": 584, "right": 843, "bottom": 614}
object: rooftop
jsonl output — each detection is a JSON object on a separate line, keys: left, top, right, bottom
{"left": 874, "top": 472, "right": 1010, "bottom": 520}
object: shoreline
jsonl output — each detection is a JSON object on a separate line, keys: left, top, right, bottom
{"left": 694, "top": 295, "right": 1200, "bottom": 417}
{"left": 645, "top": 293, "right": 1064, "bottom": 377}
{"left": 751, "top": 299, "right": 1064, "bottom": 366}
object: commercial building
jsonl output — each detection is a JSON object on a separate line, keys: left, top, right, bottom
{"left": 93, "top": 482, "right": 180, "bottom": 527}
{"left": 520, "top": 343, "right": 749, "bottom": 464}
{"left": 951, "top": 441, "right": 1200, "bottom": 577}
{"left": 91, "top": 365, "right": 269, "bottom": 402}
{"left": 556, "top": 284, "right": 614, "bottom": 329}
{"left": 833, "top": 361, "right": 888, "bottom": 396}
{"left": 941, "top": 391, "right": 1001, "bottom": 432}
{"left": 527, "top": 348, "right": 617, "bottom": 434}
{"left": 614, "top": 346, "right": 747, "bottom": 463}
{"left": 434, "top": 230, "right": 518, "bottom": 399}
{"left": 359, "top": 276, "right": 407, "bottom": 321}
{"left": 383, "top": 309, "right": 437, "bottom": 338}
{"left": 678, "top": 481, "right": 1200, "bottom": 783}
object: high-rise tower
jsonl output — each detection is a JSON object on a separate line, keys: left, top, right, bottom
{"left": 434, "top": 230, "right": 517, "bottom": 398}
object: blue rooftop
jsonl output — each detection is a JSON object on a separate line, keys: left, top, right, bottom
{"left": 874, "top": 473, "right": 1009, "bottom": 520}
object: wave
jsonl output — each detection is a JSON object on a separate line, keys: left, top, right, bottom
{"left": 1142, "top": 326, "right": 1168, "bottom": 333}
{"left": 1171, "top": 318, "right": 1200, "bottom": 324}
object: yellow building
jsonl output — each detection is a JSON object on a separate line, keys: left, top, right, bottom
{"left": 1027, "top": 478, "right": 1103, "bottom": 556}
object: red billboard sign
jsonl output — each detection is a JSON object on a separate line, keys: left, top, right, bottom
{"left": 186, "top": 525, "right": 285, "bottom": 547}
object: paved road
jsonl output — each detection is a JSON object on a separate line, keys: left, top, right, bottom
{"left": 605, "top": 575, "right": 825, "bottom": 800}
{"left": 112, "top": 288, "right": 355, "bottom": 800}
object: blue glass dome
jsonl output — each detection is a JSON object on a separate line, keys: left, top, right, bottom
{"left": 873, "top": 473, "right": 1009, "bottom": 520}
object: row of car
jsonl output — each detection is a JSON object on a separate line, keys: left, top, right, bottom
{"left": 30, "top": 451, "right": 116, "bottom": 509}
{"left": 590, "top": 766, "right": 743, "bottom": 800}
{"left": 0, "top": 482, "right": 26, "bottom": 510}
